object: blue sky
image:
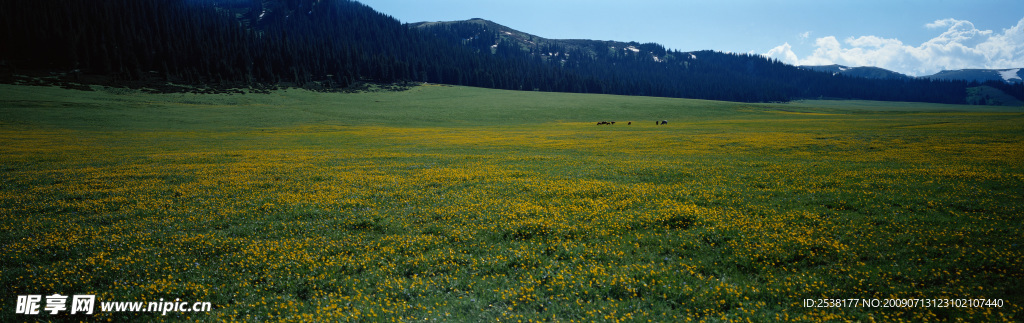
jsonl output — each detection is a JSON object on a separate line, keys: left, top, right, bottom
{"left": 357, "top": 0, "right": 1024, "bottom": 76}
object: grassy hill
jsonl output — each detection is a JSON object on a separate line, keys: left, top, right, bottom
{"left": 967, "top": 85, "right": 1024, "bottom": 107}
{"left": 2, "top": 84, "right": 1023, "bottom": 321}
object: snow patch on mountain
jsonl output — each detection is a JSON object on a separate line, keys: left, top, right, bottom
{"left": 999, "top": 68, "right": 1022, "bottom": 82}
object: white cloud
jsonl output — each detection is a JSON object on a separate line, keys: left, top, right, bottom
{"left": 799, "top": 31, "right": 810, "bottom": 40}
{"left": 765, "top": 42, "right": 799, "bottom": 64}
{"left": 765, "top": 17, "right": 1024, "bottom": 76}
{"left": 925, "top": 18, "right": 958, "bottom": 29}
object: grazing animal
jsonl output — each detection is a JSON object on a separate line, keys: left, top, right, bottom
{"left": 610, "top": 121, "right": 616, "bottom": 125}
{"left": 660, "top": 120, "right": 668, "bottom": 125}
{"left": 627, "top": 122, "right": 631, "bottom": 125}
{"left": 597, "top": 121, "right": 610, "bottom": 125}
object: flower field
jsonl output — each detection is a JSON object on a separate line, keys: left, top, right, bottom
{"left": 1, "top": 84, "right": 1022, "bottom": 321}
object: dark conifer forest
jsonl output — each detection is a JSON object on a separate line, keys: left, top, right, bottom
{"left": 1, "top": 0, "right": 1018, "bottom": 103}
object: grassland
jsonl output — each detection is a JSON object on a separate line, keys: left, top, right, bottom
{"left": 1, "top": 83, "right": 1022, "bottom": 322}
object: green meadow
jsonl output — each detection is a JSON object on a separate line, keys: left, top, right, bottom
{"left": 1, "top": 83, "right": 1022, "bottom": 321}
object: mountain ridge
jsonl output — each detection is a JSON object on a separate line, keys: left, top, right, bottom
{"left": 798, "top": 64, "right": 1023, "bottom": 84}
{"left": 410, "top": 18, "right": 677, "bottom": 63}
{"left": 922, "top": 68, "right": 1023, "bottom": 84}
{"left": 798, "top": 65, "right": 912, "bottom": 80}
